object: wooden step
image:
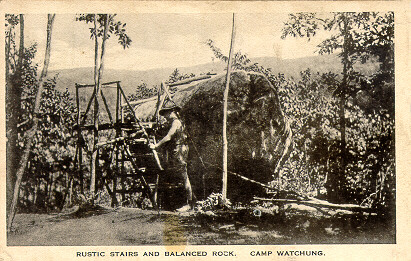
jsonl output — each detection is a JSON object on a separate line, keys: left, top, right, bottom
{"left": 108, "top": 171, "right": 160, "bottom": 178}
{"left": 114, "top": 188, "right": 145, "bottom": 194}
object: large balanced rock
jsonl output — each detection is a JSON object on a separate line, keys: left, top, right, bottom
{"left": 134, "top": 71, "right": 292, "bottom": 202}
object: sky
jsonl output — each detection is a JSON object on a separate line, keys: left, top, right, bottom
{"left": 23, "top": 13, "right": 331, "bottom": 71}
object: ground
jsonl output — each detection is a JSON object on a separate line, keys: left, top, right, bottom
{"left": 7, "top": 205, "right": 395, "bottom": 246}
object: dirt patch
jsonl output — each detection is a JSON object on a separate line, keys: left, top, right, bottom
{"left": 7, "top": 206, "right": 394, "bottom": 246}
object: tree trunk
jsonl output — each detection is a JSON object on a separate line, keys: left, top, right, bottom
{"left": 222, "top": 13, "right": 236, "bottom": 201}
{"left": 340, "top": 16, "right": 350, "bottom": 194}
{"left": 90, "top": 14, "right": 110, "bottom": 195}
{"left": 48, "top": 172, "right": 54, "bottom": 205}
{"left": 333, "top": 14, "right": 351, "bottom": 202}
{"left": 17, "top": 14, "right": 25, "bottom": 66}
{"left": 6, "top": 15, "right": 24, "bottom": 222}
{"left": 90, "top": 14, "right": 100, "bottom": 195}
{"left": 61, "top": 175, "right": 73, "bottom": 210}
{"left": 68, "top": 176, "right": 73, "bottom": 206}
{"left": 7, "top": 14, "right": 55, "bottom": 232}
{"left": 33, "top": 180, "right": 39, "bottom": 209}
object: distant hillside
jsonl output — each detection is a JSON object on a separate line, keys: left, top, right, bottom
{"left": 50, "top": 64, "right": 225, "bottom": 96}
{"left": 50, "top": 54, "right": 378, "bottom": 97}
{"left": 49, "top": 53, "right": 379, "bottom": 123}
{"left": 253, "top": 54, "right": 378, "bottom": 79}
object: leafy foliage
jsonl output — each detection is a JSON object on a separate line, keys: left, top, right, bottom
{"left": 206, "top": 39, "right": 256, "bottom": 71}
{"left": 281, "top": 12, "right": 394, "bottom": 209}
{"left": 7, "top": 44, "right": 39, "bottom": 130}
{"left": 275, "top": 67, "right": 394, "bottom": 212}
{"left": 207, "top": 11, "right": 394, "bottom": 215}
{"left": 5, "top": 14, "right": 21, "bottom": 73}
{"left": 276, "top": 70, "right": 340, "bottom": 194}
{"left": 5, "top": 17, "right": 79, "bottom": 212}
{"left": 76, "top": 14, "right": 131, "bottom": 49}
{"left": 20, "top": 78, "right": 77, "bottom": 212}
{"left": 127, "top": 82, "right": 157, "bottom": 101}
{"left": 282, "top": 12, "right": 394, "bottom": 101}
{"left": 10, "top": 65, "right": 78, "bottom": 212}
{"left": 195, "top": 193, "right": 232, "bottom": 212}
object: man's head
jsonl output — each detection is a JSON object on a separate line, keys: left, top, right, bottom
{"left": 159, "top": 105, "right": 181, "bottom": 119}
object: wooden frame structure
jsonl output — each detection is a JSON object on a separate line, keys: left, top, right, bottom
{"left": 74, "top": 75, "right": 217, "bottom": 209}
{"left": 74, "top": 81, "right": 162, "bottom": 207}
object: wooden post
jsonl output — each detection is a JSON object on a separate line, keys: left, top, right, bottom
{"left": 119, "top": 83, "right": 125, "bottom": 203}
{"left": 222, "top": 13, "right": 236, "bottom": 201}
{"left": 100, "top": 88, "right": 113, "bottom": 123}
{"left": 75, "top": 84, "right": 84, "bottom": 194}
{"left": 112, "top": 82, "right": 121, "bottom": 206}
{"left": 80, "top": 88, "right": 96, "bottom": 125}
{"left": 154, "top": 83, "right": 166, "bottom": 121}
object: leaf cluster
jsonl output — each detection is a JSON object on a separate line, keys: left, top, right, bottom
{"left": 282, "top": 12, "right": 394, "bottom": 67}
{"left": 76, "top": 14, "right": 132, "bottom": 49}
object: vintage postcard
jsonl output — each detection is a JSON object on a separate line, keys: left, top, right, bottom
{"left": 1, "top": 1, "right": 410, "bottom": 260}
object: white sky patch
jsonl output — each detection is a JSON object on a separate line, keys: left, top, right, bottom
{"left": 48, "top": 39, "right": 92, "bottom": 70}
{"left": 23, "top": 13, "right": 332, "bottom": 71}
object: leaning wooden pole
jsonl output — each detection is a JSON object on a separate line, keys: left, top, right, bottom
{"left": 222, "top": 13, "right": 236, "bottom": 201}
{"left": 7, "top": 14, "right": 55, "bottom": 231}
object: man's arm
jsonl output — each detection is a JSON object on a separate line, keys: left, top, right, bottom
{"left": 150, "top": 119, "right": 181, "bottom": 149}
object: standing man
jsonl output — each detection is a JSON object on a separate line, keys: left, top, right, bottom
{"left": 149, "top": 105, "right": 194, "bottom": 212}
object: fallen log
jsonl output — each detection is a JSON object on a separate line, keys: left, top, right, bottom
{"left": 123, "top": 75, "right": 216, "bottom": 107}
{"left": 168, "top": 75, "right": 212, "bottom": 87}
{"left": 253, "top": 197, "right": 374, "bottom": 213}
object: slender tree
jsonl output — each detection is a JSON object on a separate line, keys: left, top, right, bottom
{"left": 222, "top": 14, "right": 236, "bottom": 201}
{"left": 76, "top": 14, "right": 131, "bottom": 195}
{"left": 90, "top": 14, "right": 110, "bottom": 195}
{"left": 5, "top": 14, "right": 24, "bottom": 219}
{"left": 7, "top": 14, "right": 56, "bottom": 231}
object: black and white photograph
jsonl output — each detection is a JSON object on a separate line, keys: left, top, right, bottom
{"left": 3, "top": 4, "right": 402, "bottom": 255}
